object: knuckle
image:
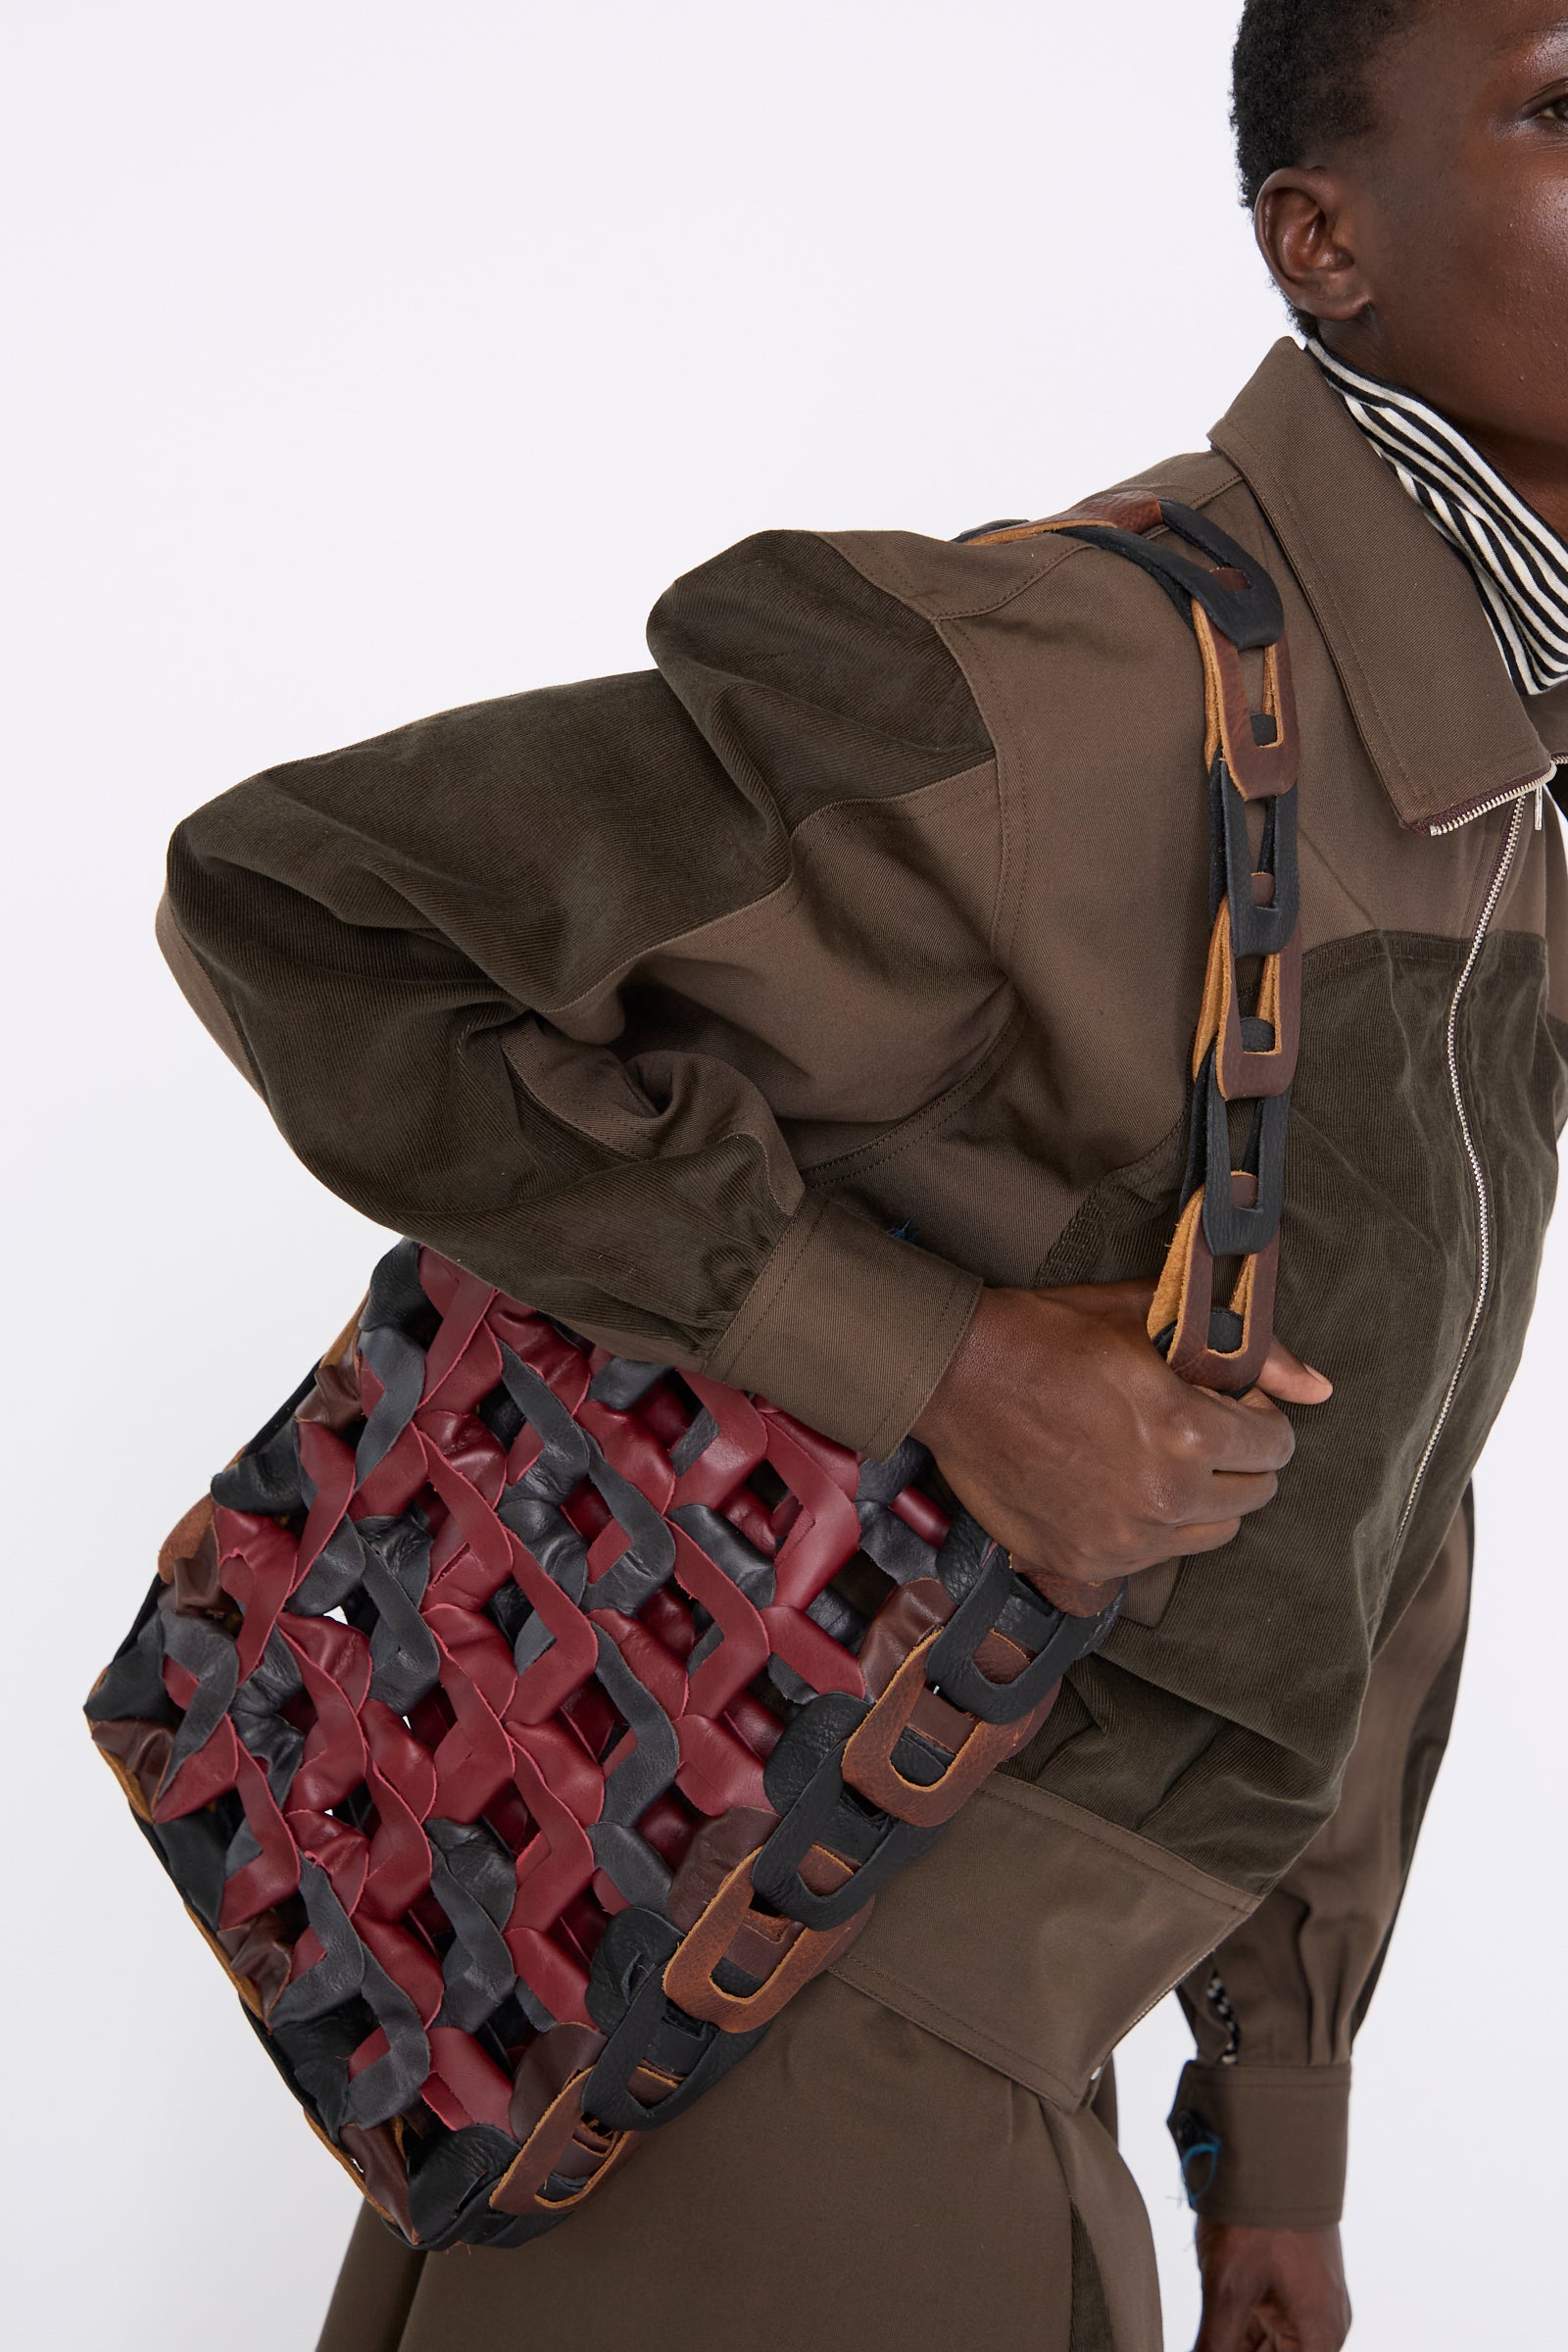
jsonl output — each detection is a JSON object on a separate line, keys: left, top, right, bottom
{"left": 1170, "top": 1406, "right": 1211, "bottom": 1460}
{"left": 1141, "top": 1474, "right": 1190, "bottom": 1531}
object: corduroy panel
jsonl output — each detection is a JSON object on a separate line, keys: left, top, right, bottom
{"left": 648, "top": 529, "right": 993, "bottom": 831}
{"left": 155, "top": 889, "right": 260, "bottom": 1088}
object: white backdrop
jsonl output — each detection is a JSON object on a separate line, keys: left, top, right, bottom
{"left": 6, "top": 4, "right": 1563, "bottom": 2345}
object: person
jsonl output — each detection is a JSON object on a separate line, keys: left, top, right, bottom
{"left": 155, "top": 2, "right": 1568, "bottom": 2345}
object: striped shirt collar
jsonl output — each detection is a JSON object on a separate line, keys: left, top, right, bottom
{"left": 1307, "top": 336, "right": 1568, "bottom": 698}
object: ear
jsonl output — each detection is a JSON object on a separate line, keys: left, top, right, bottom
{"left": 1252, "top": 168, "right": 1373, "bottom": 324}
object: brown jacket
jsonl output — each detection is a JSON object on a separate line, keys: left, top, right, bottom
{"left": 161, "top": 338, "right": 1568, "bottom": 2232}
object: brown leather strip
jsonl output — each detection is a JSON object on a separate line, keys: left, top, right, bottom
{"left": 1148, "top": 1192, "right": 1280, "bottom": 1395}
{"left": 1148, "top": 1192, "right": 1204, "bottom": 1360}
{"left": 1019, "top": 1562, "right": 1128, "bottom": 1621}
{"left": 964, "top": 489, "right": 1166, "bottom": 547}
{"left": 1194, "top": 605, "right": 1299, "bottom": 801}
{"left": 218, "top": 1909, "right": 297, "bottom": 2018}
{"left": 296, "top": 1299, "right": 370, "bottom": 1432}
{"left": 90, "top": 1716, "right": 172, "bottom": 1813}
{"left": 852, "top": 1576, "right": 1039, "bottom": 1746}
{"left": 666, "top": 1806, "right": 780, "bottom": 1934}
{"left": 158, "top": 1493, "right": 224, "bottom": 1612}
{"left": 1181, "top": 1230, "right": 1278, "bottom": 1395}
{"left": 506, "top": 2023, "right": 605, "bottom": 2145}
{"left": 1217, "top": 924, "right": 1301, "bottom": 1101}
{"left": 856, "top": 1577, "right": 956, "bottom": 1696}
{"left": 661, "top": 1852, "right": 871, "bottom": 2030}
{"left": 1193, "top": 905, "right": 1301, "bottom": 1099}
{"left": 309, "top": 2112, "right": 408, "bottom": 2238}
{"left": 840, "top": 1631, "right": 1055, "bottom": 1829}
{"left": 489, "top": 2069, "right": 634, "bottom": 2217}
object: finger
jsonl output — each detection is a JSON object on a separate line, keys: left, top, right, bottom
{"left": 1188, "top": 1392, "right": 1298, "bottom": 1476}
{"left": 1157, "top": 1470, "right": 1279, "bottom": 1531}
{"left": 1174, "top": 1516, "right": 1245, "bottom": 1555}
{"left": 1253, "top": 1331, "right": 1333, "bottom": 1405}
{"left": 1191, "top": 2306, "right": 1252, "bottom": 2352}
{"left": 1020, "top": 1564, "right": 1127, "bottom": 1619}
{"left": 1204, "top": 1469, "right": 1281, "bottom": 1520}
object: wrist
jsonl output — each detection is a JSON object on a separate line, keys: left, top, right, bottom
{"left": 909, "top": 1284, "right": 999, "bottom": 1450}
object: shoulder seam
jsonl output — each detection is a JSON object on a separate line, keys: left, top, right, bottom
{"left": 939, "top": 462, "right": 1250, "bottom": 621}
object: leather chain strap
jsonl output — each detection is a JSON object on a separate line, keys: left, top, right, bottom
{"left": 490, "top": 492, "right": 1300, "bottom": 2230}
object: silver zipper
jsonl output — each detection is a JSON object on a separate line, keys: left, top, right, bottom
{"left": 1426, "top": 766, "right": 1553, "bottom": 838}
{"left": 1396, "top": 788, "right": 1533, "bottom": 1540}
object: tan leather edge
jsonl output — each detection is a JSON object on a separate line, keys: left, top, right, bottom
{"left": 155, "top": 888, "right": 264, "bottom": 1092}
{"left": 829, "top": 1775, "right": 1254, "bottom": 2112}
{"left": 90, "top": 1735, "right": 154, "bottom": 1822}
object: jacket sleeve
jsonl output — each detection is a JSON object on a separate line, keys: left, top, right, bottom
{"left": 1165, "top": 1494, "right": 1473, "bottom": 2230}
{"left": 159, "top": 530, "right": 993, "bottom": 1460}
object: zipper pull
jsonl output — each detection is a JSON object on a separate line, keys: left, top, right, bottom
{"left": 1538, "top": 782, "right": 1545, "bottom": 831}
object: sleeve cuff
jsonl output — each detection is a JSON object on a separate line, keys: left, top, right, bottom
{"left": 705, "top": 1192, "right": 983, "bottom": 1460}
{"left": 1168, "top": 2061, "right": 1350, "bottom": 2230}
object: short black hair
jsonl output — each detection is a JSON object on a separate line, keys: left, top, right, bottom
{"left": 1232, "top": 0, "right": 1420, "bottom": 207}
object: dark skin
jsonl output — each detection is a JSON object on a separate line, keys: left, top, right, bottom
{"left": 1193, "top": 2221, "right": 1351, "bottom": 2352}
{"left": 912, "top": 1282, "right": 1327, "bottom": 1613}
{"left": 1261, "top": 0, "right": 1568, "bottom": 528}
{"left": 916, "top": 4, "right": 1568, "bottom": 2345}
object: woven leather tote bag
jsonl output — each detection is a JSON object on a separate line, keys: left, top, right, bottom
{"left": 86, "top": 493, "right": 1301, "bottom": 2251}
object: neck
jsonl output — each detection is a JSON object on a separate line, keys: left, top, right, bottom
{"left": 1452, "top": 424, "right": 1568, "bottom": 547}
{"left": 1317, "top": 320, "right": 1568, "bottom": 545}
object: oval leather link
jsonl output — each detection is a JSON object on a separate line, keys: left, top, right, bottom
{"left": 838, "top": 1629, "right": 1053, "bottom": 1826}
{"left": 487, "top": 2069, "right": 635, "bottom": 2218}
{"left": 659, "top": 1851, "right": 870, "bottom": 2031}
{"left": 1194, "top": 603, "right": 1299, "bottom": 800}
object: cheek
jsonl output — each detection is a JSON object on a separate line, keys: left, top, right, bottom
{"left": 1392, "top": 164, "right": 1568, "bottom": 441}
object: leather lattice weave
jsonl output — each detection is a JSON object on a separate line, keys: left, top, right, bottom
{"left": 89, "top": 1239, "right": 1101, "bottom": 2247}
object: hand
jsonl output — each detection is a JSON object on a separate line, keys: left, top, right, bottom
{"left": 910, "top": 1280, "right": 1331, "bottom": 1606}
{"left": 1193, "top": 2221, "right": 1351, "bottom": 2351}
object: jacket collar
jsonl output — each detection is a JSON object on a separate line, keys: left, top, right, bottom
{"left": 1209, "top": 339, "right": 1565, "bottom": 833}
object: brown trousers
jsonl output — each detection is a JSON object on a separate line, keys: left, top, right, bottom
{"left": 316, "top": 1978, "right": 1155, "bottom": 2352}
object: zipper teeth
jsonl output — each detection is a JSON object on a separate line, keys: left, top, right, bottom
{"left": 1427, "top": 768, "right": 1554, "bottom": 837}
{"left": 1396, "top": 791, "right": 1529, "bottom": 1540}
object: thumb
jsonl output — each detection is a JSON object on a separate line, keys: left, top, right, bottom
{"left": 1253, "top": 1331, "right": 1333, "bottom": 1406}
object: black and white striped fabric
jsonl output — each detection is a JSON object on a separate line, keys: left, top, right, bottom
{"left": 1309, "top": 336, "right": 1568, "bottom": 697}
